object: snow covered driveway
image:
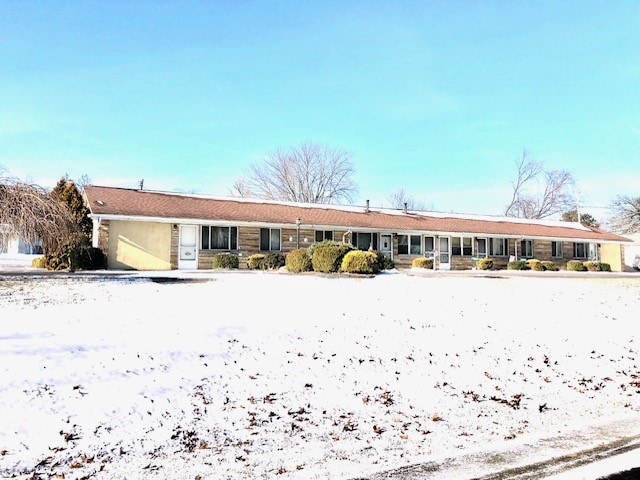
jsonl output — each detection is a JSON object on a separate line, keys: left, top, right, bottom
{"left": 0, "top": 272, "right": 639, "bottom": 479}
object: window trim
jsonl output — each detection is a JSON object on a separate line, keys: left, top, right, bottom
{"left": 315, "top": 230, "right": 334, "bottom": 242}
{"left": 489, "top": 238, "right": 508, "bottom": 257}
{"left": 451, "top": 236, "right": 473, "bottom": 256}
{"left": 398, "top": 234, "right": 422, "bottom": 255}
{"left": 352, "top": 232, "right": 378, "bottom": 251}
{"left": 201, "top": 226, "right": 238, "bottom": 251}
{"left": 573, "top": 242, "right": 587, "bottom": 259}
{"left": 520, "top": 239, "right": 533, "bottom": 258}
{"left": 551, "top": 241, "right": 563, "bottom": 258}
{"left": 260, "top": 228, "right": 281, "bottom": 252}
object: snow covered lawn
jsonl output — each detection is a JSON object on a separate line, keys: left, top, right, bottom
{"left": 1, "top": 272, "right": 639, "bottom": 479}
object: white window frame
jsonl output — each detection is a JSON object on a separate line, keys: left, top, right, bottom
{"left": 451, "top": 236, "right": 473, "bottom": 256}
{"left": 520, "top": 239, "right": 534, "bottom": 258}
{"left": 573, "top": 242, "right": 587, "bottom": 259}
{"left": 315, "top": 230, "right": 334, "bottom": 242}
{"left": 201, "top": 226, "right": 238, "bottom": 250}
{"left": 398, "top": 234, "right": 422, "bottom": 255}
{"left": 489, "top": 238, "right": 508, "bottom": 257}
{"left": 260, "top": 228, "right": 281, "bottom": 252}
{"left": 551, "top": 241, "right": 563, "bottom": 258}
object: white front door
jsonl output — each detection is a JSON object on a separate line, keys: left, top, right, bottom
{"left": 380, "top": 234, "right": 392, "bottom": 258}
{"left": 439, "top": 236, "right": 450, "bottom": 270}
{"left": 178, "top": 225, "right": 198, "bottom": 270}
{"left": 588, "top": 243, "right": 598, "bottom": 261}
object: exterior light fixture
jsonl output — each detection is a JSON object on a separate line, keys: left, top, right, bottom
{"left": 295, "top": 218, "right": 301, "bottom": 249}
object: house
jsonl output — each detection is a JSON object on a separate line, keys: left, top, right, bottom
{"left": 0, "top": 224, "right": 43, "bottom": 266}
{"left": 82, "top": 185, "right": 631, "bottom": 272}
{"left": 622, "top": 233, "right": 640, "bottom": 271}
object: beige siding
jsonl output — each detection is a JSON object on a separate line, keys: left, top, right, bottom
{"left": 600, "top": 244, "right": 624, "bottom": 272}
{"left": 109, "top": 221, "right": 172, "bottom": 270}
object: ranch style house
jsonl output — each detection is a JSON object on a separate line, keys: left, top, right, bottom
{"left": 83, "top": 185, "right": 631, "bottom": 272}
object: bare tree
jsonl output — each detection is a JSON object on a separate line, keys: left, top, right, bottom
{"left": 504, "top": 150, "right": 575, "bottom": 219}
{"left": 386, "top": 188, "right": 431, "bottom": 211}
{"left": 608, "top": 194, "right": 640, "bottom": 234}
{"left": 230, "top": 141, "right": 358, "bottom": 203}
{"left": 0, "top": 169, "right": 78, "bottom": 253}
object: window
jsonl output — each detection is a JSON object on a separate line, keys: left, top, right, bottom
{"left": 353, "top": 232, "right": 378, "bottom": 251}
{"left": 551, "top": 241, "right": 563, "bottom": 258}
{"left": 315, "top": 230, "right": 333, "bottom": 242}
{"left": 201, "top": 226, "right": 237, "bottom": 250}
{"left": 573, "top": 242, "right": 587, "bottom": 258}
{"left": 520, "top": 239, "right": 533, "bottom": 258}
{"left": 489, "top": 238, "right": 508, "bottom": 256}
{"left": 260, "top": 228, "right": 281, "bottom": 251}
{"left": 452, "top": 237, "right": 473, "bottom": 256}
{"left": 398, "top": 234, "right": 421, "bottom": 255}
{"left": 424, "top": 236, "right": 434, "bottom": 255}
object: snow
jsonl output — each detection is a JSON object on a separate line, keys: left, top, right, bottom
{"left": 0, "top": 272, "right": 639, "bottom": 479}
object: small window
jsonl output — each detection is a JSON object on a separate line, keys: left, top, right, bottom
{"left": 260, "top": 228, "right": 281, "bottom": 251}
{"left": 201, "top": 226, "right": 238, "bottom": 250}
{"left": 409, "top": 235, "right": 421, "bottom": 254}
{"left": 551, "top": 241, "right": 563, "bottom": 258}
{"left": 573, "top": 242, "right": 587, "bottom": 258}
{"left": 424, "top": 236, "right": 435, "bottom": 254}
{"left": 452, "top": 236, "right": 473, "bottom": 256}
{"left": 398, "top": 235, "right": 408, "bottom": 255}
{"left": 520, "top": 239, "right": 533, "bottom": 258}
{"left": 452, "top": 237, "right": 461, "bottom": 256}
{"left": 462, "top": 237, "right": 472, "bottom": 256}
{"left": 315, "top": 230, "right": 333, "bottom": 242}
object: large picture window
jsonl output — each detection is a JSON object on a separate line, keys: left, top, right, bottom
{"left": 551, "top": 241, "right": 563, "bottom": 258}
{"left": 201, "top": 226, "right": 237, "bottom": 250}
{"left": 489, "top": 238, "right": 508, "bottom": 256}
{"left": 452, "top": 236, "right": 473, "bottom": 256}
{"left": 398, "top": 234, "right": 421, "bottom": 255}
{"left": 353, "top": 232, "right": 377, "bottom": 251}
{"left": 260, "top": 228, "right": 281, "bottom": 251}
{"left": 573, "top": 242, "right": 587, "bottom": 258}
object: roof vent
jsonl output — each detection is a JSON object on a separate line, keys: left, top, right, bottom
{"left": 365, "top": 199, "right": 370, "bottom": 213}
{"left": 96, "top": 200, "right": 104, "bottom": 206}
{"left": 403, "top": 202, "right": 408, "bottom": 214}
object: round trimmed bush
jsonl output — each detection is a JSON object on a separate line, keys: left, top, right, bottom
{"left": 247, "top": 254, "right": 267, "bottom": 270}
{"left": 600, "top": 263, "right": 611, "bottom": 272}
{"left": 312, "top": 244, "right": 353, "bottom": 273}
{"left": 476, "top": 258, "right": 493, "bottom": 270}
{"left": 567, "top": 260, "right": 586, "bottom": 271}
{"left": 285, "top": 249, "right": 312, "bottom": 273}
{"left": 307, "top": 240, "right": 350, "bottom": 258}
{"left": 212, "top": 252, "right": 239, "bottom": 269}
{"left": 526, "top": 259, "right": 545, "bottom": 271}
{"left": 412, "top": 257, "right": 433, "bottom": 269}
{"left": 341, "top": 250, "right": 379, "bottom": 274}
{"left": 583, "top": 261, "right": 602, "bottom": 272}
{"left": 541, "top": 261, "right": 558, "bottom": 271}
{"left": 31, "top": 257, "right": 47, "bottom": 268}
{"left": 508, "top": 260, "right": 527, "bottom": 270}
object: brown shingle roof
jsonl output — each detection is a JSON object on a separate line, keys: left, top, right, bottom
{"left": 83, "top": 185, "right": 630, "bottom": 243}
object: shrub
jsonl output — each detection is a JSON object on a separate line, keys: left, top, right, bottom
{"left": 541, "top": 261, "right": 558, "bottom": 271}
{"left": 307, "top": 240, "right": 351, "bottom": 258}
{"left": 412, "top": 257, "right": 433, "bottom": 269}
{"left": 567, "top": 260, "right": 585, "bottom": 271}
{"left": 31, "top": 257, "right": 47, "bottom": 268}
{"left": 68, "top": 246, "right": 106, "bottom": 271}
{"left": 508, "top": 260, "right": 528, "bottom": 270}
{"left": 285, "top": 249, "right": 312, "bottom": 273}
{"left": 212, "top": 253, "right": 239, "bottom": 269}
{"left": 376, "top": 252, "right": 395, "bottom": 270}
{"left": 341, "top": 250, "right": 379, "bottom": 274}
{"left": 312, "top": 244, "right": 353, "bottom": 273}
{"left": 247, "top": 253, "right": 285, "bottom": 270}
{"left": 476, "top": 258, "right": 493, "bottom": 270}
{"left": 583, "top": 261, "right": 602, "bottom": 272}
{"left": 600, "top": 263, "right": 611, "bottom": 272}
{"left": 525, "top": 259, "right": 545, "bottom": 271}
{"left": 247, "top": 254, "right": 267, "bottom": 270}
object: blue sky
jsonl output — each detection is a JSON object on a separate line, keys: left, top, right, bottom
{"left": 1, "top": 1, "right": 639, "bottom": 220}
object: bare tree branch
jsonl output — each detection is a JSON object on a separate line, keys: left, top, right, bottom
{"left": 0, "top": 170, "right": 79, "bottom": 253}
{"left": 386, "top": 188, "right": 431, "bottom": 210}
{"left": 230, "top": 141, "right": 358, "bottom": 204}
{"left": 608, "top": 194, "right": 640, "bottom": 234}
{"left": 504, "top": 150, "right": 575, "bottom": 219}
